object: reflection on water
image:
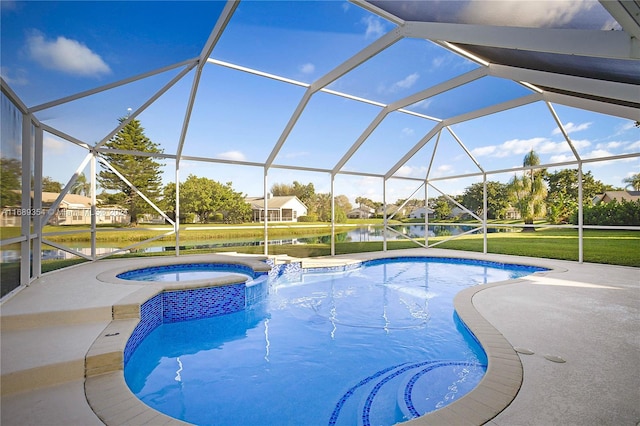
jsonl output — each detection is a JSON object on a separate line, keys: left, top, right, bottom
{"left": 25, "top": 225, "right": 513, "bottom": 261}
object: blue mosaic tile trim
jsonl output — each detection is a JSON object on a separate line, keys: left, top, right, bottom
{"left": 246, "top": 275, "right": 269, "bottom": 307}
{"left": 328, "top": 362, "right": 409, "bottom": 426}
{"left": 124, "top": 281, "right": 257, "bottom": 365}
{"left": 362, "top": 256, "right": 547, "bottom": 273}
{"left": 117, "top": 262, "right": 261, "bottom": 281}
{"left": 328, "top": 360, "right": 487, "bottom": 426}
{"left": 402, "top": 361, "right": 486, "bottom": 419}
{"left": 124, "top": 294, "right": 163, "bottom": 364}
{"left": 162, "top": 284, "right": 245, "bottom": 323}
{"left": 304, "top": 262, "right": 362, "bottom": 274}
{"left": 267, "top": 262, "right": 303, "bottom": 283}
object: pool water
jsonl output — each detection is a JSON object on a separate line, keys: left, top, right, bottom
{"left": 117, "top": 263, "right": 255, "bottom": 282}
{"left": 124, "top": 258, "right": 543, "bottom": 425}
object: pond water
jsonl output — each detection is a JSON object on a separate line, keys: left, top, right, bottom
{"left": 39, "top": 225, "right": 499, "bottom": 260}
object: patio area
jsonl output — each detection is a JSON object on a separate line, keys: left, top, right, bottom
{"left": 1, "top": 248, "right": 638, "bottom": 425}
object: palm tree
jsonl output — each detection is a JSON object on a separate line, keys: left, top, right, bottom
{"left": 508, "top": 150, "right": 547, "bottom": 231}
{"left": 622, "top": 173, "right": 640, "bottom": 191}
{"left": 70, "top": 173, "right": 91, "bottom": 196}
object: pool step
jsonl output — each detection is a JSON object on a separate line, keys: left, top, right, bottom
{"left": 1, "top": 321, "right": 110, "bottom": 395}
{"left": 1, "top": 306, "right": 114, "bottom": 331}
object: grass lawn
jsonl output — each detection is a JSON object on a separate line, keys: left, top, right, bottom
{"left": 2, "top": 226, "right": 638, "bottom": 295}
{"left": 146, "top": 228, "right": 639, "bottom": 267}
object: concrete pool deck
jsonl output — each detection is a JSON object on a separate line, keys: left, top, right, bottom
{"left": 1, "top": 248, "right": 638, "bottom": 425}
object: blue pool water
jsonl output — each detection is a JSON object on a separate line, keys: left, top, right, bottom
{"left": 124, "top": 257, "right": 544, "bottom": 425}
{"left": 117, "top": 263, "right": 256, "bottom": 282}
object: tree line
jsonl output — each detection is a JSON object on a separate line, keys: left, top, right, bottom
{"left": 2, "top": 117, "right": 638, "bottom": 227}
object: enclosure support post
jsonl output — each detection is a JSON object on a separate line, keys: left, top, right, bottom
{"left": 578, "top": 163, "right": 584, "bottom": 263}
{"left": 483, "top": 173, "right": 488, "bottom": 254}
{"left": 383, "top": 179, "right": 387, "bottom": 252}
{"left": 20, "top": 112, "right": 31, "bottom": 286}
{"left": 330, "top": 174, "right": 335, "bottom": 257}
{"left": 263, "top": 168, "right": 269, "bottom": 256}
{"left": 175, "top": 166, "right": 180, "bottom": 257}
{"left": 33, "top": 122, "right": 43, "bottom": 278}
{"left": 90, "top": 153, "right": 97, "bottom": 260}
{"left": 424, "top": 181, "right": 429, "bottom": 248}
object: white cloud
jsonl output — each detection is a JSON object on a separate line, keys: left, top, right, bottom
{"left": 392, "top": 72, "right": 419, "bottom": 91}
{"left": 362, "top": 16, "right": 386, "bottom": 39}
{"left": 299, "top": 63, "right": 315, "bottom": 74}
{"left": 431, "top": 164, "right": 454, "bottom": 177}
{"left": 552, "top": 121, "right": 592, "bottom": 135}
{"left": 583, "top": 149, "right": 613, "bottom": 159}
{"left": 431, "top": 56, "right": 446, "bottom": 68}
{"left": 27, "top": 32, "right": 111, "bottom": 77}
{"left": 0, "top": 66, "right": 28, "bottom": 85}
{"left": 401, "top": 127, "right": 415, "bottom": 137}
{"left": 394, "top": 164, "right": 427, "bottom": 178}
{"left": 284, "top": 151, "right": 309, "bottom": 159}
{"left": 395, "top": 165, "right": 414, "bottom": 177}
{"left": 473, "top": 137, "right": 590, "bottom": 159}
{"left": 596, "top": 141, "right": 622, "bottom": 150}
{"left": 549, "top": 154, "right": 574, "bottom": 163}
{"left": 379, "top": 73, "right": 420, "bottom": 95}
{"left": 411, "top": 99, "right": 432, "bottom": 111}
{"left": 458, "top": 0, "right": 594, "bottom": 28}
{"left": 471, "top": 146, "right": 497, "bottom": 157}
{"left": 627, "top": 140, "right": 640, "bottom": 150}
{"left": 217, "top": 151, "right": 246, "bottom": 161}
{"left": 43, "top": 135, "right": 67, "bottom": 153}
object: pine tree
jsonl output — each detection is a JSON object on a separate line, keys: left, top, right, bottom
{"left": 98, "top": 118, "right": 163, "bottom": 225}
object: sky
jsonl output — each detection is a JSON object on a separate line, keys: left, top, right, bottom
{"left": 1, "top": 0, "right": 638, "bottom": 207}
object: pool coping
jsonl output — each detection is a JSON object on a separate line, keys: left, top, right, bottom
{"left": 84, "top": 254, "right": 559, "bottom": 426}
{"left": 401, "top": 271, "right": 553, "bottom": 425}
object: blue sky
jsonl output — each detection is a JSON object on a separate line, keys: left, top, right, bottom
{"left": 2, "top": 0, "right": 638, "bottom": 206}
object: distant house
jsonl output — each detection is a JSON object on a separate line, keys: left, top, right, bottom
{"left": 408, "top": 207, "right": 434, "bottom": 219}
{"left": 504, "top": 206, "right": 521, "bottom": 220}
{"left": 378, "top": 204, "right": 408, "bottom": 218}
{"left": 593, "top": 191, "right": 640, "bottom": 204}
{"left": 0, "top": 192, "right": 130, "bottom": 226}
{"left": 245, "top": 195, "right": 307, "bottom": 222}
{"left": 347, "top": 206, "right": 375, "bottom": 219}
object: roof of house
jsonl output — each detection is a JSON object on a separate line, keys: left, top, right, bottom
{"left": 36, "top": 192, "right": 93, "bottom": 208}
{"left": 245, "top": 195, "right": 307, "bottom": 209}
{"left": 594, "top": 191, "right": 640, "bottom": 203}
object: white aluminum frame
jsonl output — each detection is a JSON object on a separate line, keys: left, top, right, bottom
{"left": 1, "top": 0, "right": 639, "bottom": 296}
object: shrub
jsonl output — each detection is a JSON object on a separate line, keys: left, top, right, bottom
{"left": 297, "top": 214, "right": 318, "bottom": 222}
{"left": 571, "top": 199, "right": 640, "bottom": 226}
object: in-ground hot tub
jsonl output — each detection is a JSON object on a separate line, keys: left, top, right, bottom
{"left": 116, "top": 262, "right": 259, "bottom": 282}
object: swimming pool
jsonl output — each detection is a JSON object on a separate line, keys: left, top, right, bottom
{"left": 124, "top": 257, "right": 545, "bottom": 425}
{"left": 116, "top": 262, "right": 257, "bottom": 282}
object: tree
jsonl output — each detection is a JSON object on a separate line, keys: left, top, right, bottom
{"left": 42, "top": 176, "right": 63, "bottom": 193}
{"left": 334, "top": 194, "right": 352, "bottom": 215}
{"left": 160, "top": 182, "right": 177, "bottom": 218}
{"left": 70, "top": 173, "right": 90, "bottom": 196}
{"left": 544, "top": 169, "right": 613, "bottom": 224}
{"left": 461, "top": 181, "right": 510, "bottom": 219}
{"left": 98, "top": 118, "right": 164, "bottom": 225}
{"left": 0, "top": 157, "right": 21, "bottom": 208}
{"left": 508, "top": 150, "right": 547, "bottom": 230}
{"left": 622, "top": 173, "right": 640, "bottom": 191}
{"left": 271, "top": 181, "right": 315, "bottom": 206}
{"left": 179, "top": 175, "right": 250, "bottom": 223}
{"left": 432, "top": 195, "right": 452, "bottom": 220}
